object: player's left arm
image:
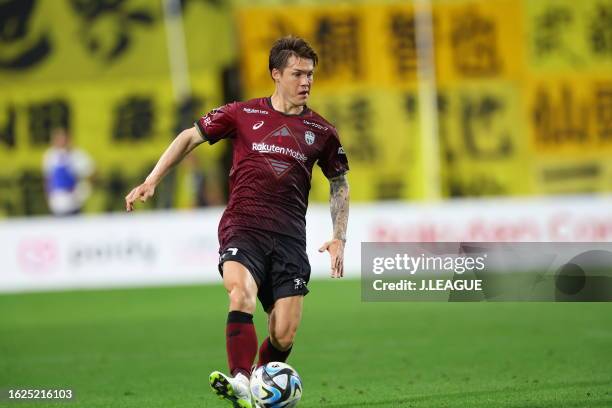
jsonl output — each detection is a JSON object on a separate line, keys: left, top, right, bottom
{"left": 318, "top": 173, "right": 350, "bottom": 278}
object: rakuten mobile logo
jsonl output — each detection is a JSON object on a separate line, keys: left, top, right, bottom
{"left": 252, "top": 121, "right": 264, "bottom": 130}
{"left": 252, "top": 142, "right": 307, "bottom": 162}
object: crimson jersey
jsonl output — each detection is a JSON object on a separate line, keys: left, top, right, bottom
{"left": 195, "top": 97, "right": 349, "bottom": 243}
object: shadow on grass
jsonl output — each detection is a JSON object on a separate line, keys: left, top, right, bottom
{"left": 321, "top": 379, "right": 611, "bottom": 408}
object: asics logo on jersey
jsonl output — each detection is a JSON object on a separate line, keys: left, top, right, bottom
{"left": 253, "top": 121, "right": 264, "bottom": 130}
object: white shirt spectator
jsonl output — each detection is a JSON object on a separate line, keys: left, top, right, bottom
{"left": 43, "top": 146, "right": 94, "bottom": 216}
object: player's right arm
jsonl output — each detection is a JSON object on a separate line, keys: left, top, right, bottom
{"left": 125, "top": 126, "right": 203, "bottom": 211}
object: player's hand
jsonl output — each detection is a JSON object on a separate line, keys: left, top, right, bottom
{"left": 125, "top": 182, "right": 156, "bottom": 212}
{"left": 318, "top": 239, "right": 345, "bottom": 278}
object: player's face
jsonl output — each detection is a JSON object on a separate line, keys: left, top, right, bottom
{"left": 273, "top": 56, "right": 314, "bottom": 106}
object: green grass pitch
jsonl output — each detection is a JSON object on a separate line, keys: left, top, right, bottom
{"left": 1, "top": 279, "right": 611, "bottom": 407}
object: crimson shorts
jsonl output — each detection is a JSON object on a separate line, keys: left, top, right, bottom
{"left": 218, "top": 227, "right": 311, "bottom": 311}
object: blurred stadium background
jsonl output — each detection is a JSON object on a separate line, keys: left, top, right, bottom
{"left": 2, "top": 0, "right": 612, "bottom": 288}
{"left": 2, "top": 0, "right": 612, "bottom": 214}
{"left": 1, "top": 0, "right": 611, "bottom": 407}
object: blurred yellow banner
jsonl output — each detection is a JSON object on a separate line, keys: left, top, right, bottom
{"left": 1, "top": 0, "right": 612, "bottom": 216}
{"left": 0, "top": 0, "right": 235, "bottom": 85}
{"left": 438, "top": 82, "right": 532, "bottom": 197}
{"left": 0, "top": 1, "right": 233, "bottom": 216}
{"left": 523, "top": 0, "right": 612, "bottom": 195}
{"left": 237, "top": 0, "right": 529, "bottom": 199}
{"left": 237, "top": 0, "right": 611, "bottom": 200}
{"left": 306, "top": 88, "right": 422, "bottom": 201}
{"left": 0, "top": 74, "right": 223, "bottom": 216}
{"left": 532, "top": 156, "right": 612, "bottom": 195}
{"left": 0, "top": 0, "right": 169, "bottom": 85}
{"left": 434, "top": 0, "right": 524, "bottom": 84}
{"left": 526, "top": 77, "right": 612, "bottom": 155}
{"left": 236, "top": 0, "right": 525, "bottom": 91}
{"left": 525, "top": 0, "right": 612, "bottom": 74}
{"left": 236, "top": 4, "right": 421, "bottom": 92}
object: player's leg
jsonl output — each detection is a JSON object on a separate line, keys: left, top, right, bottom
{"left": 223, "top": 260, "right": 259, "bottom": 376}
{"left": 268, "top": 295, "right": 303, "bottom": 350}
{"left": 210, "top": 252, "right": 262, "bottom": 408}
{"left": 256, "top": 233, "right": 310, "bottom": 368}
{"left": 258, "top": 295, "right": 303, "bottom": 366}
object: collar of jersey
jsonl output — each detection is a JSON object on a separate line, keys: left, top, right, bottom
{"left": 266, "top": 97, "right": 310, "bottom": 117}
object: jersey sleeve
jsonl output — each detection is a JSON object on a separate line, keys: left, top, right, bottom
{"left": 194, "top": 102, "right": 238, "bottom": 144}
{"left": 317, "top": 128, "right": 349, "bottom": 179}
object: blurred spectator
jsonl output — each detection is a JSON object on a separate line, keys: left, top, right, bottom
{"left": 183, "top": 153, "right": 208, "bottom": 207}
{"left": 42, "top": 128, "right": 95, "bottom": 216}
{"left": 183, "top": 153, "right": 225, "bottom": 207}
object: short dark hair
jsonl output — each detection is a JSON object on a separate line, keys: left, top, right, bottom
{"left": 268, "top": 36, "right": 318, "bottom": 73}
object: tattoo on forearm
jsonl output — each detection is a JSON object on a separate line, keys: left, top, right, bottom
{"left": 329, "top": 174, "right": 350, "bottom": 242}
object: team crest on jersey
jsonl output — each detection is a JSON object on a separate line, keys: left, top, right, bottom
{"left": 304, "top": 131, "right": 315, "bottom": 145}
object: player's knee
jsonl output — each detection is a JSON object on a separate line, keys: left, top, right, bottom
{"left": 228, "top": 287, "right": 256, "bottom": 313}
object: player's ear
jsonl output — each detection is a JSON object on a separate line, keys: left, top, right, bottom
{"left": 271, "top": 68, "right": 281, "bottom": 82}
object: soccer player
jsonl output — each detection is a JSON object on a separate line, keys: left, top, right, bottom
{"left": 125, "top": 36, "right": 349, "bottom": 407}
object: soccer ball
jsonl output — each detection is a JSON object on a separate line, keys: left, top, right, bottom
{"left": 250, "top": 362, "right": 302, "bottom": 408}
